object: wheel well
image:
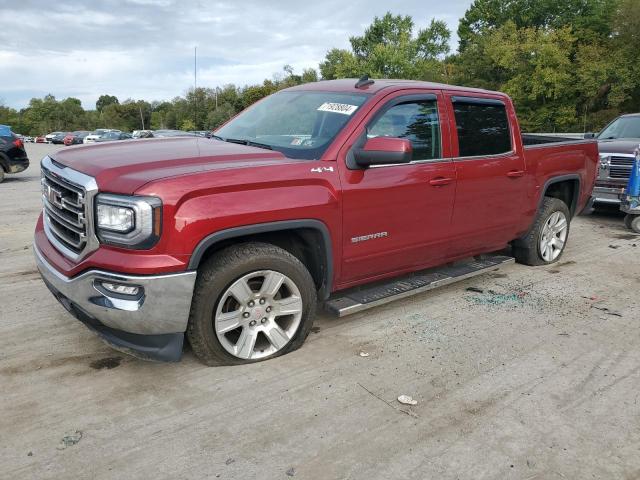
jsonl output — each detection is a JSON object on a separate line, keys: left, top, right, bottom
{"left": 194, "top": 228, "right": 330, "bottom": 297}
{"left": 544, "top": 179, "right": 579, "bottom": 216}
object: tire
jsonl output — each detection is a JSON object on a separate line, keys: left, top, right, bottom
{"left": 625, "top": 214, "right": 640, "bottom": 234}
{"left": 513, "top": 197, "right": 571, "bottom": 266}
{"left": 0, "top": 168, "right": 4, "bottom": 184}
{"left": 187, "top": 242, "right": 317, "bottom": 366}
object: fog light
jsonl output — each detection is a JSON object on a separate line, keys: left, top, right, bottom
{"left": 100, "top": 282, "right": 140, "bottom": 296}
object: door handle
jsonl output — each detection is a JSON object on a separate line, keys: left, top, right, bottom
{"left": 429, "top": 177, "right": 454, "bottom": 186}
{"left": 506, "top": 170, "right": 525, "bottom": 178}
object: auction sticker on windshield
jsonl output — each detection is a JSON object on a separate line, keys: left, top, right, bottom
{"left": 317, "top": 102, "right": 359, "bottom": 115}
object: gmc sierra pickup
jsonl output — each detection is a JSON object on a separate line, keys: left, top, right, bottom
{"left": 34, "top": 78, "right": 598, "bottom": 365}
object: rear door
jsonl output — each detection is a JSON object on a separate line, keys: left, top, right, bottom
{"left": 337, "top": 90, "right": 456, "bottom": 285}
{"left": 445, "top": 95, "right": 527, "bottom": 256}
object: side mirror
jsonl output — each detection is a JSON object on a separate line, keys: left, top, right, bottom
{"left": 353, "top": 137, "right": 413, "bottom": 168}
{"left": 584, "top": 132, "right": 596, "bottom": 139}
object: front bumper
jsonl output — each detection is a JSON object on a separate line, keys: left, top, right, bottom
{"left": 34, "top": 245, "right": 197, "bottom": 361}
{"left": 592, "top": 185, "right": 625, "bottom": 205}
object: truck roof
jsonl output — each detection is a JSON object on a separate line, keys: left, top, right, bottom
{"left": 286, "top": 78, "right": 506, "bottom": 97}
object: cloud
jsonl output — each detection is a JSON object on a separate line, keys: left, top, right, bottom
{"left": 0, "top": 0, "right": 472, "bottom": 109}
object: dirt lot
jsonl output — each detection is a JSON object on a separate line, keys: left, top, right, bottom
{"left": 1, "top": 143, "right": 639, "bottom": 479}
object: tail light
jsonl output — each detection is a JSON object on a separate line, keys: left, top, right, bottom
{"left": 13, "top": 138, "right": 23, "bottom": 148}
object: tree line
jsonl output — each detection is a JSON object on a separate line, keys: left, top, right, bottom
{"left": 1, "top": 0, "right": 638, "bottom": 135}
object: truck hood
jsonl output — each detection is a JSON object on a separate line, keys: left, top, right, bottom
{"left": 597, "top": 138, "right": 640, "bottom": 155}
{"left": 50, "top": 137, "right": 292, "bottom": 194}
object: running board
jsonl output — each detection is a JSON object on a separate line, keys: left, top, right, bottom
{"left": 325, "top": 254, "right": 515, "bottom": 317}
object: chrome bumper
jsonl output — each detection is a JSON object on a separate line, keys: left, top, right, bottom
{"left": 34, "top": 246, "right": 197, "bottom": 335}
{"left": 592, "top": 186, "right": 625, "bottom": 204}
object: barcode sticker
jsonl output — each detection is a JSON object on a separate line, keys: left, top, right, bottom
{"left": 317, "top": 103, "right": 358, "bottom": 115}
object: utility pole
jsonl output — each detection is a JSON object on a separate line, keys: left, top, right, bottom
{"left": 194, "top": 46, "right": 197, "bottom": 129}
{"left": 139, "top": 105, "right": 145, "bottom": 130}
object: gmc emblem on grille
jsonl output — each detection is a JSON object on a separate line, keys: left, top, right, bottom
{"left": 45, "top": 184, "right": 64, "bottom": 208}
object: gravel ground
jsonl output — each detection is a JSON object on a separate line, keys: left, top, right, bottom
{"left": 1, "top": 143, "right": 639, "bottom": 479}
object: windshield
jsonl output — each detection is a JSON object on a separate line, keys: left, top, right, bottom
{"left": 598, "top": 116, "right": 640, "bottom": 139}
{"left": 215, "top": 91, "right": 369, "bottom": 160}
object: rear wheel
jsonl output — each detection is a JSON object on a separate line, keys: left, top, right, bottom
{"left": 187, "top": 242, "right": 317, "bottom": 366}
{"left": 513, "top": 197, "right": 571, "bottom": 266}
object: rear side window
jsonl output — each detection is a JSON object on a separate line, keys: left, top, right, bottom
{"left": 368, "top": 100, "right": 441, "bottom": 161}
{"left": 452, "top": 99, "right": 511, "bottom": 157}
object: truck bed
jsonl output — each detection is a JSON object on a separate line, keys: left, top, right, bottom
{"left": 522, "top": 133, "right": 585, "bottom": 146}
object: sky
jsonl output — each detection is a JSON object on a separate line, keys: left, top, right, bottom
{"left": 0, "top": 0, "right": 473, "bottom": 110}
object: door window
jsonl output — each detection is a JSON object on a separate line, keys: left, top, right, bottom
{"left": 452, "top": 100, "right": 512, "bottom": 157}
{"left": 368, "top": 100, "right": 441, "bottom": 161}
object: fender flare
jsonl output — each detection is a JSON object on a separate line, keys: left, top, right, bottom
{"left": 537, "top": 174, "right": 581, "bottom": 217}
{"left": 188, "top": 219, "right": 334, "bottom": 298}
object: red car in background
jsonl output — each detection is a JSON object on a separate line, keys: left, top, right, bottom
{"left": 64, "top": 131, "right": 91, "bottom": 146}
{"left": 35, "top": 135, "right": 47, "bottom": 143}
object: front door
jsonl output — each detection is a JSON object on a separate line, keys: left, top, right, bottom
{"left": 337, "top": 91, "right": 456, "bottom": 286}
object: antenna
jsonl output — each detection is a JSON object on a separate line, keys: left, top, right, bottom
{"left": 355, "top": 75, "right": 374, "bottom": 89}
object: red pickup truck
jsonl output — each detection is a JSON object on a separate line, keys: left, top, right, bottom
{"left": 34, "top": 78, "right": 598, "bottom": 365}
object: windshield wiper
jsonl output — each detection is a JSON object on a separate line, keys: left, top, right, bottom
{"left": 223, "top": 137, "right": 273, "bottom": 150}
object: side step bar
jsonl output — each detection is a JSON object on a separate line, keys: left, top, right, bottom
{"left": 325, "top": 254, "right": 515, "bottom": 317}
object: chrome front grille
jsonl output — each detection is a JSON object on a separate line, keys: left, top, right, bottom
{"left": 609, "top": 156, "right": 634, "bottom": 179}
{"left": 40, "top": 156, "right": 99, "bottom": 261}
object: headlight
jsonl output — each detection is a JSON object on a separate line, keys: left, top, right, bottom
{"left": 599, "top": 154, "right": 609, "bottom": 165}
{"left": 95, "top": 193, "right": 162, "bottom": 249}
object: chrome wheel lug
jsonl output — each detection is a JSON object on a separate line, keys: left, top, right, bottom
{"left": 248, "top": 300, "right": 255, "bottom": 307}
{"left": 261, "top": 317, "right": 267, "bottom": 324}
{"left": 249, "top": 320, "right": 257, "bottom": 327}
{"left": 266, "top": 306, "right": 272, "bottom": 313}
{"left": 259, "top": 298, "right": 266, "bottom": 305}
{"left": 242, "top": 312, "right": 250, "bottom": 318}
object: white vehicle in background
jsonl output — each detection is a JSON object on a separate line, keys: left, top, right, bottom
{"left": 132, "top": 129, "right": 153, "bottom": 138}
{"left": 45, "top": 132, "right": 62, "bottom": 143}
{"left": 84, "top": 129, "right": 120, "bottom": 144}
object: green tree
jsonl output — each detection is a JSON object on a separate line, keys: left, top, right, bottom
{"left": 96, "top": 94, "right": 119, "bottom": 112}
{"left": 319, "top": 13, "right": 450, "bottom": 81}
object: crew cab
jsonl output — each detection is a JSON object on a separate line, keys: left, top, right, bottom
{"left": 34, "top": 79, "right": 598, "bottom": 365}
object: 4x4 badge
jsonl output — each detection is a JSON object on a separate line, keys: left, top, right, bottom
{"left": 310, "top": 166, "right": 334, "bottom": 173}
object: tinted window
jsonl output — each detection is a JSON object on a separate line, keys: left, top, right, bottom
{"left": 368, "top": 100, "right": 441, "bottom": 161}
{"left": 453, "top": 100, "right": 511, "bottom": 157}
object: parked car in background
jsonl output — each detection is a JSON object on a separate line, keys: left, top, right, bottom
{"left": 585, "top": 113, "right": 640, "bottom": 205}
{"left": 94, "top": 131, "right": 132, "bottom": 142}
{"left": 132, "top": 130, "right": 153, "bottom": 138}
{"left": 33, "top": 79, "right": 598, "bottom": 364}
{"left": 51, "top": 132, "right": 70, "bottom": 144}
{"left": 23, "top": 136, "right": 34, "bottom": 143}
{"left": 64, "top": 131, "right": 91, "bottom": 146}
{"left": 35, "top": 135, "right": 47, "bottom": 144}
{"left": 45, "top": 132, "right": 62, "bottom": 143}
{"left": 0, "top": 125, "right": 29, "bottom": 183}
{"left": 84, "top": 129, "right": 120, "bottom": 144}
{"left": 150, "top": 129, "right": 197, "bottom": 138}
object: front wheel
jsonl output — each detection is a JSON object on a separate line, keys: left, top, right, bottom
{"left": 187, "top": 242, "right": 317, "bottom": 366}
{"left": 625, "top": 214, "right": 640, "bottom": 234}
{"left": 513, "top": 197, "right": 571, "bottom": 266}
